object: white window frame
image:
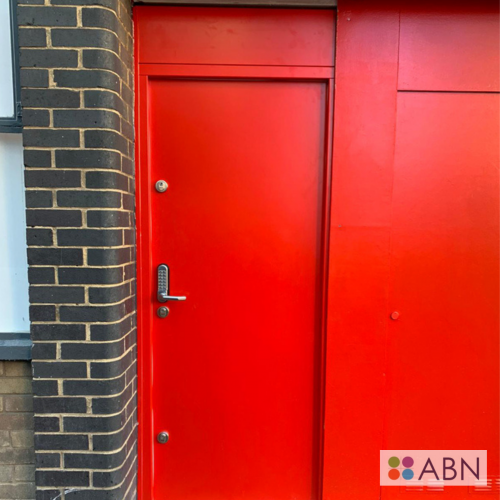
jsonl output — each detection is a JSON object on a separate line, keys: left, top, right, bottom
{"left": 0, "top": 0, "right": 22, "bottom": 133}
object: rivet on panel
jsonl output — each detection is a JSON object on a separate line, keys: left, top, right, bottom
{"left": 155, "top": 180, "right": 168, "bottom": 193}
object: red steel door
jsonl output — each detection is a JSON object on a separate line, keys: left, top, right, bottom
{"left": 135, "top": 8, "right": 335, "bottom": 500}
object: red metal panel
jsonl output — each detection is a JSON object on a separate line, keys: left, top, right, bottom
{"left": 326, "top": 4, "right": 500, "bottom": 497}
{"left": 398, "top": 2, "right": 500, "bottom": 92}
{"left": 322, "top": 2, "right": 400, "bottom": 499}
{"left": 134, "top": 6, "right": 335, "bottom": 67}
{"left": 383, "top": 92, "right": 500, "bottom": 498}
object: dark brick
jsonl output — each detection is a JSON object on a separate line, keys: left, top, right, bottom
{"left": 28, "top": 248, "right": 83, "bottom": 266}
{"left": 28, "top": 267, "right": 55, "bottom": 285}
{"left": 87, "top": 248, "right": 130, "bottom": 266}
{"left": 25, "top": 170, "right": 81, "bottom": 188}
{"left": 82, "top": 49, "right": 123, "bottom": 75}
{"left": 33, "top": 361, "right": 87, "bottom": 379}
{"left": 31, "top": 324, "right": 86, "bottom": 341}
{"left": 81, "top": 7, "right": 118, "bottom": 31}
{"left": 87, "top": 210, "right": 129, "bottom": 228}
{"left": 34, "top": 417, "right": 60, "bottom": 432}
{"left": 32, "top": 380, "right": 58, "bottom": 396}
{"left": 123, "top": 232, "right": 135, "bottom": 248}
{"left": 29, "top": 286, "right": 85, "bottom": 304}
{"left": 54, "top": 69, "right": 120, "bottom": 92}
{"left": 52, "top": 28, "right": 119, "bottom": 53}
{"left": 85, "top": 130, "right": 127, "bottom": 152}
{"left": 27, "top": 209, "right": 82, "bottom": 227}
{"left": 60, "top": 303, "right": 125, "bottom": 323}
{"left": 121, "top": 118, "right": 133, "bottom": 141}
{"left": 61, "top": 339, "right": 123, "bottom": 360}
{"left": 36, "top": 453, "right": 60, "bottom": 468}
{"left": 26, "top": 191, "right": 53, "bottom": 208}
{"left": 90, "top": 349, "right": 133, "bottom": 379}
{"left": 22, "top": 88, "right": 79, "bottom": 108}
{"left": 92, "top": 383, "right": 132, "bottom": 415}
{"left": 23, "top": 149, "right": 51, "bottom": 168}
{"left": 98, "top": 461, "right": 138, "bottom": 499}
{"left": 36, "top": 434, "right": 88, "bottom": 451}
{"left": 20, "top": 68, "right": 49, "bottom": 87}
{"left": 122, "top": 193, "right": 134, "bottom": 211}
{"left": 54, "top": 109, "right": 120, "bottom": 130}
{"left": 58, "top": 267, "right": 122, "bottom": 285}
{"left": 122, "top": 156, "right": 133, "bottom": 176}
{"left": 90, "top": 316, "right": 132, "bottom": 342}
{"left": 84, "top": 90, "right": 125, "bottom": 115}
{"left": 30, "top": 305, "right": 56, "bottom": 321}
{"left": 18, "top": 27, "right": 47, "bottom": 47}
{"left": 122, "top": 82, "right": 133, "bottom": 106}
{"left": 92, "top": 416, "right": 134, "bottom": 452}
{"left": 23, "top": 129, "right": 79, "bottom": 148}
{"left": 20, "top": 49, "right": 78, "bottom": 68}
{"left": 27, "top": 228, "right": 53, "bottom": 246}
{"left": 63, "top": 374, "right": 125, "bottom": 396}
{"left": 36, "top": 490, "right": 64, "bottom": 500}
{"left": 64, "top": 412, "right": 124, "bottom": 433}
{"left": 51, "top": 0, "right": 118, "bottom": 7}
{"left": 89, "top": 283, "right": 129, "bottom": 304}
{"left": 22, "top": 108, "right": 50, "bottom": 126}
{"left": 18, "top": 6, "right": 77, "bottom": 26}
{"left": 86, "top": 171, "right": 128, "bottom": 191}
{"left": 34, "top": 397, "right": 87, "bottom": 414}
{"left": 31, "top": 342, "right": 57, "bottom": 358}
{"left": 57, "top": 229, "right": 122, "bottom": 247}
{"left": 36, "top": 470, "right": 89, "bottom": 487}
{"left": 57, "top": 190, "right": 121, "bottom": 208}
{"left": 56, "top": 149, "right": 121, "bottom": 169}
{"left": 64, "top": 448, "right": 125, "bottom": 469}
{"left": 93, "top": 445, "right": 136, "bottom": 486}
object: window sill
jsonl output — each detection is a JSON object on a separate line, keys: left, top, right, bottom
{"left": 0, "top": 333, "right": 31, "bottom": 360}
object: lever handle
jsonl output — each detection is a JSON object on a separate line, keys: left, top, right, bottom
{"left": 157, "top": 264, "right": 187, "bottom": 303}
{"left": 158, "top": 292, "right": 186, "bottom": 302}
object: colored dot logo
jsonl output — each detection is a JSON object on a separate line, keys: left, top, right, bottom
{"left": 388, "top": 456, "right": 414, "bottom": 481}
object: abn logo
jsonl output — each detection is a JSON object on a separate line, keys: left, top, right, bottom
{"left": 381, "top": 450, "right": 488, "bottom": 486}
{"left": 388, "top": 456, "right": 414, "bottom": 481}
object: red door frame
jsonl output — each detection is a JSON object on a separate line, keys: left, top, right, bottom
{"left": 134, "top": 9, "right": 335, "bottom": 499}
{"left": 322, "top": 2, "right": 400, "bottom": 497}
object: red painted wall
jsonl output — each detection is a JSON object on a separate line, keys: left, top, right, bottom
{"left": 323, "top": 1, "right": 499, "bottom": 498}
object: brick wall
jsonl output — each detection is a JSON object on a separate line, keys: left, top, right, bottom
{"left": 0, "top": 361, "right": 35, "bottom": 500}
{"left": 17, "top": 0, "right": 137, "bottom": 498}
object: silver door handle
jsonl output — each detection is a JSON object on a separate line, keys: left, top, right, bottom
{"left": 157, "top": 264, "right": 187, "bottom": 303}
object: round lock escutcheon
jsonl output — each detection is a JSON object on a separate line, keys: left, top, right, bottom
{"left": 157, "top": 306, "right": 169, "bottom": 318}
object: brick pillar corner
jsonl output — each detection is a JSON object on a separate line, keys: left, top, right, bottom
{"left": 17, "top": 0, "right": 137, "bottom": 497}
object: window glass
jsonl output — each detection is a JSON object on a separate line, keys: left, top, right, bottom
{"left": 0, "top": 0, "right": 15, "bottom": 119}
{"left": 0, "top": 133, "right": 29, "bottom": 334}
